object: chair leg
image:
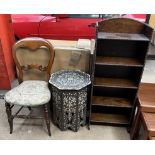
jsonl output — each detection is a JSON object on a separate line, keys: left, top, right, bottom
{"left": 5, "top": 102, "right": 13, "bottom": 134}
{"left": 43, "top": 104, "right": 51, "bottom": 136}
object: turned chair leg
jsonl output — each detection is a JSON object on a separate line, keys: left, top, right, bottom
{"left": 5, "top": 102, "right": 13, "bottom": 134}
{"left": 43, "top": 104, "right": 51, "bottom": 136}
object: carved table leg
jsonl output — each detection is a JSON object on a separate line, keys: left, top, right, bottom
{"left": 44, "top": 104, "right": 51, "bottom": 136}
{"left": 5, "top": 102, "right": 13, "bottom": 134}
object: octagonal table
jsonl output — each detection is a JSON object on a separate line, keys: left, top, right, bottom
{"left": 49, "top": 70, "right": 91, "bottom": 132}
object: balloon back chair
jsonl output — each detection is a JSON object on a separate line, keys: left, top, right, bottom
{"left": 4, "top": 37, "right": 55, "bottom": 136}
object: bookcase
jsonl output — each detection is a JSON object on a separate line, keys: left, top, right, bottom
{"left": 89, "top": 18, "right": 153, "bottom": 130}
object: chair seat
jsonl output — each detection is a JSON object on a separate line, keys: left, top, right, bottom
{"left": 5, "top": 80, "right": 51, "bottom": 106}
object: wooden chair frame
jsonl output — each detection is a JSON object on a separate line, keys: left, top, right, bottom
{"left": 13, "top": 37, "right": 55, "bottom": 83}
{"left": 5, "top": 37, "right": 55, "bottom": 136}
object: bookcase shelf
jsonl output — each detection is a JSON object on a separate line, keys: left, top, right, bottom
{"left": 97, "top": 32, "right": 150, "bottom": 41}
{"left": 95, "top": 56, "right": 143, "bottom": 67}
{"left": 94, "top": 77, "right": 137, "bottom": 89}
{"left": 91, "top": 113, "right": 129, "bottom": 126}
{"left": 92, "top": 96, "right": 132, "bottom": 108}
{"left": 89, "top": 18, "right": 153, "bottom": 130}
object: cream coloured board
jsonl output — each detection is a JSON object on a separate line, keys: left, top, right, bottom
{"left": 49, "top": 39, "right": 95, "bottom": 73}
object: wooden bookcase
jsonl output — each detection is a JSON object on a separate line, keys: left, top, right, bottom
{"left": 89, "top": 18, "right": 153, "bottom": 130}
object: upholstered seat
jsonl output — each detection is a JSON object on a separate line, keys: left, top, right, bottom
{"left": 5, "top": 80, "right": 51, "bottom": 106}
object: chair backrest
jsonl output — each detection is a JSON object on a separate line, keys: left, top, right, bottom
{"left": 13, "top": 37, "right": 55, "bottom": 83}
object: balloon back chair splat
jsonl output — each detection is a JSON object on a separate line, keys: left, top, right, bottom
{"left": 4, "top": 37, "right": 55, "bottom": 136}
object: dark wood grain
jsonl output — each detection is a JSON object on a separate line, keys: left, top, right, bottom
{"left": 92, "top": 96, "right": 132, "bottom": 108}
{"left": 94, "top": 77, "right": 137, "bottom": 89}
{"left": 97, "top": 18, "right": 153, "bottom": 39}
{"left": 96, "top": 56, "right": 143, "bottom": 67}
{"left": 89, "top": 18, "right": 153, "bottom": 129}
{"left": 98, "top": 32, "right": 149, "bottom": 41}
{"left": 91, "top": 113, "right": 128, "bottom": 125}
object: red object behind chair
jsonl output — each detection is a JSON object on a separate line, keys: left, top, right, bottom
{"left": 0, "top": 14, "right": 15, "bottom": 89}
